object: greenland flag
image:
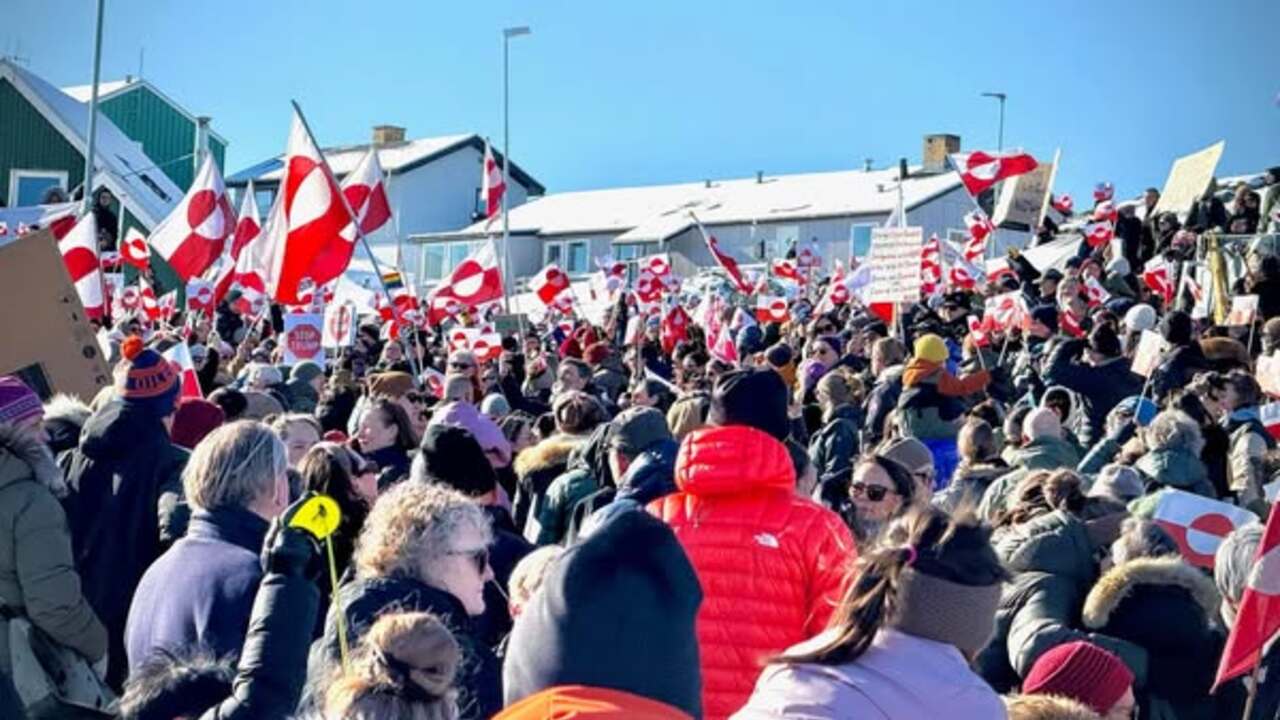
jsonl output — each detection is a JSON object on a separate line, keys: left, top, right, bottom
{"left": 755, "top": 295, "right": 789, "bottom": 323}
{"left": 482, "top": 140, "right": 506, "bottom": 221}
{"left": 529, "top": 263, "right": 571, "bottom": 306}
{"left": 121, "top": 226, "right": 152, "bottom": 270}
{"left": 148, "top": 154, "right": 235, "bottom": 281}
{"left": 1152, "top": 488, "right": 1257, "bottom": 569}
{"left": 692, "top": 217, "right": 750, "bottom": 293}
{"left": 1214, "top": 501, "right": 1280, "bottom": 690}
{"left": 162, "top": 341, "right": 203, "bottom": 399}
{"left": 58, "top": 212, "right": 104, "bottom": 319}
{"left": 950, "top": 150, "right": 1038, "bottom": 197}
{"left": 426, "top": 240, "right": 504, "bottom": 324}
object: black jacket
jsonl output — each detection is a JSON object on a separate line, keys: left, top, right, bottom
{"left": 1151, "top": 343, "right": 1210, "bottom": 401}
{"left": 365, "top": 445, "right": 411, "bottom": 491}
{"left": 862, "top": 365, "right": 904, "bottom": 449}
{"left": 477, "top": 505, "right": 533, "bottom": 650}
{"left": 307, "top": 575, "right": 501, "bottom": 720}
{"left": 1043, "top": 339, "right": 1144, "bottom": 444}
{"left": 808, "top": 404, "right": 861, "bottom": 509}
{"left": 615, "top": 439, "right": 678, "bottom": 507}
{"left": 62, "top": 401, "right": 189, "bottom": 688}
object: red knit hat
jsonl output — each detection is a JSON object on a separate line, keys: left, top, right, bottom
{"left": 170, "top": 398, "right": 225, "bottom": 450}
{"left": 1022, "top": 641, "right": 1134, "bottom": 714}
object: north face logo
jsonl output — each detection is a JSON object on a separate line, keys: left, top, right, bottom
{"left": 754, "top": 533, "right": 779, "bottom": 549}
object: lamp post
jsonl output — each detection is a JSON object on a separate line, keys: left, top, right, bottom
{"left": 980, "top": 92, "right": 1006, "bottom": 151}
{"left": 82, "top": 0, "right": 106, "bottom": 217}
{"left": 502, "top": 26, "right": 531, "bottom": 312}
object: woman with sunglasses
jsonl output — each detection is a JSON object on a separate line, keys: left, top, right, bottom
{"left": 843, "top": 454, "right": 917, "bottom": 545}
{"left": 306, "top": 482, "right": 500, "bottom": 719}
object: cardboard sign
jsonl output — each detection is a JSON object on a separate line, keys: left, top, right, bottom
{"left": 1258, "top": 353, "right": 1280, "bottom": 399}
{"left": 1153, "top": 140, "right": 1226, "bottom": 218}
{"left": 866, "top": 226, "right": 923, "bottom": 303}
{"left": 1131, "top": 329, "right": 1168, "bottom": 378}
{"left": 1226, "top": 295, "right": 1259, "bottom": 327}
{"left": 323, "top": 302, "right": 357, "bottom": 350}
{"left": 993, "top": 157, "right": 1055, "bottom": 230}
{"left": 283, "top": 313, "right": 324, "bottom": 365}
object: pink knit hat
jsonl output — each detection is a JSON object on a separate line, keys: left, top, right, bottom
{"left": 0, "top": 376, "right": 43, "bottom": 426}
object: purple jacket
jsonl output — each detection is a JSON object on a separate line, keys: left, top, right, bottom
{"left": 732, "top": 628, "right": 1006, "bottom": 720}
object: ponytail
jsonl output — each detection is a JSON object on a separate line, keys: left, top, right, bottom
{"left": 325, "top": 611, "right": 460, "bottom": 720}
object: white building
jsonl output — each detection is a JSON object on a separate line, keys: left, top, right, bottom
{"left": 225, "top": 125, "right": 543, "bottom": 286}
{"left": 414, "top": 134, "right": 978, "bottom": 290}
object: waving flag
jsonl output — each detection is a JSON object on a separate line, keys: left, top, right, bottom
{"left": 771, "top": 259, "right": 805, "bottom": 284}
{"left": 985, "top": 291, "right": 1030, "bottom": 332}
{"left": 163, "top": 341, "right": 203, "bottom": 399}
{"left": 660, "top": 305, "right": 690, "bottom": 354}
{"left": 342, "top": 149, "right": 392, "bottom": 237}
{"left": 1084, "top": 275, "right": 1111, "bottom": 307}
{"left": 709, "top": 323, "right": 738, "bottom": 364}
{"left": 481, "top": 140, "right": 505, "bottom": 222}
{"left": 1083, "top": 220, "right": 1115, "bottom": 249}
{"left": 1093, "top": 200, "right": 1118, "bottom": 224}
{"left": 692, "top": 216, "right": 750, "bottom": 293}
{"left": 148, "top": 154, "right": 235, "bottom": 281}
{"left": 0, "top": 201, "right": 78, "bottom": 241}
{"left": 121, "top": 226, "right": 152, "bottom": 270}
{"left": 950, "top": 150, "right": 1038, "bottom": 197}
{"left": 1142, "top": 257, "right": 1176, "bottom": 305}
{"left": 1051, "top": 194, "right": 1074, "bottom": 215}
{"left": 529, "top": 263, "right": 571, "bottom": 306}
{"left": 186, "top": 279, "right": 215, "bottom": 314}
{"left": 58, "top": 213, "right": 104, "bottom": 319}
{"left": 426, "top": 240, "right": 504, "bottom": 324}
{"left": 1215, "top": 501, "right": 1280, "bottom": 690}
{"left": 1153, "top": 488, "right": 1257, "bottom": 571}
{"left": 755, "top": 296, "right": 790, "bottom": 323}
{"left": 920, "top": 234, "right": 943, "bottom": 297}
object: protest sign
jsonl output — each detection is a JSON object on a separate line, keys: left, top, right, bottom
{"left": 323, "top": 302, "right": 357, "bottom": 350}
{"left": 1131, "top": 329, "right": 1168, "bottom": 378}
{"left": 993, "top": 154, "right": 1055, "bottom": 230}
{"left": 1226, "top": 295, "right": 1259, "bottom": 327}
{"left": 1259, "top": 353, "right": 1280, "bottom": 398}
{"left": 282, "top": 313, "right": 324, "bottom": 365}
{"left": 866, "top": 226, "right": 923, "bottom": 303}
{"left": 1153, "top": 140, "right": 1225, "bottom": 217}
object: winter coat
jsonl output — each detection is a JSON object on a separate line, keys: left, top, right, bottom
{"left": 476, "top": 505, "right": 533, "bottom": 650}
{"left": 1135, "top": 447, "right": 1214, "bottom": 499}
{"left": 497, "top": 685, "right": 694, "bottom": 720}
{"left": 975, "top": 510, "right": 1148, "bottom": 693}
{"left": 1043, "top": 339, "right": 1143, "bottom": 444}
{"left": 649, "top": 425, "right": 856, "bottom": 719}
{"left": 62, "top": 401, "right": 188, "bottom": 687}
{"left": 41, "top": 395, "right": 92, "bottom": 458}
{"left": 1225, "top": 409, "right": 1275, "bottom": 512}
{"left": 282, "top": 379, "right": 318, "bottom": 414}
{"left": 733, "top": 628, "right": 1006, "bottom": 720}
{"left": 363, "top": 444, "right": 412, "bottom": 491}
{"left": 591, "top": 361, "right": 629, "bottom": 404}
{"left": 896, "top": 358, "right": 990, "bottom": 440}
{"left": 616, "top": 438, "right": 679, "bottom": 506}
{"left": 512, "top": 435, "right": 584, "bottom": 537}
{"left": 529, "top": 424, "right": 612, "bottom": 546}
{"left": 0, "top": 425, "right": 106, "bottom": 676}
{"left": 861, "top": 364, "right": 904, "bottom": 448}
{"left": 977, "top": 436, "right": 1083, "bottom": 522}
{"left": 125, "top": 506, "right": 270, "bottom": 673}
{"left": 1151, "top": 344, "right": 1210, "bottom": 401}
{"left": 307, "top": 574, "right": 501, "bottom": 720}
{"left": 196, "top": 567, "right": 320, "bottom": 720}
{"left": 1082, "top": 556, "right": 1222, "bottom": 720}
{"left": 933, "top": 461, "right": 1008, "bottom": 515}
{"left": 808, "top": 404, "right": 861, "bottom": 509}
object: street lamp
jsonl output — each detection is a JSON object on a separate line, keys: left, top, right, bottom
{"left": 501, "top": 26, "right": 531, "bottom": 311}
{"left": 980, "top": 92, "right": 1006, "bottom": 151}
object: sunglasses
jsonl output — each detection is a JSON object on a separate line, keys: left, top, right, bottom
{"left": 850, "top": 482, "right": 895, "bottom": 502}
{"left": 448, "top": 547, "right": 490, "bottom": 575}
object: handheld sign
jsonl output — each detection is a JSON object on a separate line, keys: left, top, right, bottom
{"left": 288, "top": 494, "right": 343, "bottom": 541}
{"left": 283, "top": 313, "right": 324, "bottom": 365}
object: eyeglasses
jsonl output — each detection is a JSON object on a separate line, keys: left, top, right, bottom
{"left": 850, "top": 482, "right": 895, "bottom": 502}
{"left": 448, "top": 547, "right": 490, "bottom": 575}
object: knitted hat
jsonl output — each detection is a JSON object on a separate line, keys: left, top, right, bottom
{"left": 480, "top": 393, "right": 512, "bottom": 418}
{"left": 764, "top": 342, "right": 794, "bottom": 368}
{"left": 1123, "top": 303, "right": 1157, "bottom": 333}
{"left": 117, "top": 336, "right": 180, "bottom": 417}
{"left": 291, "top": 360, "right": 324, "bottom": 385}
{"left": 1029, "top": 304, "right": 1060, "bottom": 334}
{"left": 1023, "top": 406, "right": 1062, "bottom": 441}
{"left": 170, "top": 398, "right": 226, "bottom": 450}
{"left": 1022, "top": 640, "right": 1134, "bottom": 715}
{"left": 0, "top": 376, "right": 43, "bottom": 426}
{"left": 503, "top": 508, "right": 703, "bottom": 717}
{"left": 736, "top": 325, "right": 765, "bottom": 358}
{"left": 583, "top": 342, "right": 611, "bottom": 367}
{"left": 1105, "top": 256, "right": 1131, "bottom": 277}
{"left": 913, "top": 333, "right": 948, "bottom": 364}
{"left": 1160, "top": 310, "right": 1193, "bottom": 347}
{"left": 367, "top": 371, "right": 415, "bottom": 399}
{"left": 609, "top": 406, "right": 672, "bottom": 455}
{"left": 1089, "top": 464, "right": 1145, "bottom": 503}
{"left": 709, "top": 368, "right": 789, "bottom": 441}
{"left": 414, "top": 424, "right": 496, "bottom": 497}
{"left": 880, "top": 436, "right": 935, "bottom": 476}
{"left": 1114, "top": 395, "right": 1158, "bottom": 426}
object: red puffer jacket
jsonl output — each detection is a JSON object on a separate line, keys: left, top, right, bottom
{"left": 649, "top": 425, "right": 855, "bottom": 719}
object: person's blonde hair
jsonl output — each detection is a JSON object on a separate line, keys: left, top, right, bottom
{"left": 508, "top": 545, "right": 564, "bottom": 616}
{"left": 183, "top": 421, "right": 286, "bottom": 512}
{"left": 325, "top": 611, "right": 460, "bottom": 720}
{"left": 1003, "top": 694, "right": 1101, "bottom": 720}
{"left": 666, "top": 392, "right": 710, "bottom": 440}
{"left": 269, "top": 412, "right": 321, "bottom": 442}
{"left": 354, "top": 483, "right": 491, "bottom": 583}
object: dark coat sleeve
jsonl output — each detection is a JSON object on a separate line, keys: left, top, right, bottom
{"left": 198, "top": 572, "right": 319, "bottom": 720}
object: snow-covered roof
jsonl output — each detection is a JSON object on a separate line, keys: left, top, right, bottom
{"left": 61, "top": 77, "right": 230, "bottom": 145}
{"left": 417, "top": 166, "right": 961, "bottom": 243}
{"left": 225, "top": 134, "right": 545, "bottom": 194}
{"left": 1, "top": 60, "right": 182, "bottom": 229}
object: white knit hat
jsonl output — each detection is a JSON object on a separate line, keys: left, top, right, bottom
{"left": 1123, "top": 303, "right": 1157, "bottom": 333}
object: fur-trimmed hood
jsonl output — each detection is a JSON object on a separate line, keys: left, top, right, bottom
{"left": 1082, "top": 555, "right": 1219, "bottom": 629}
{"left": 0, "top": 423, "right": 67, "bottom": 497}
{"left": 42, "top": 393, "right": 92, "bottom": 428}
{"left": 514, "top": 434, "right": 586, "bottom": 479}
{"left": 1004, "top": 693, "right": 1101, "bottom": 719}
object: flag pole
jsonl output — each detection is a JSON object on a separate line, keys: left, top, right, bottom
{"left": 289, "top": 100, "right": 422, "bottom": 386}
{"left": 1242, "top": 649, "right": 1263, "bottom": 720}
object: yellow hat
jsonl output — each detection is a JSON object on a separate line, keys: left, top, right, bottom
{"left": 913, "top": 334, "right": 948, "bottom": 364}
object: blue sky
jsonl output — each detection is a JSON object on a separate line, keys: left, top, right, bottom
{"left": 8, "top": 1, "right": 1279, "bottom": 201}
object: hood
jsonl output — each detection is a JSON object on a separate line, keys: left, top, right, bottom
{"left": 0, "top": 424, "right": 66, "bottom": 497}
{"left": 496, "top": 685, "right": 692, "bottom": 719}
{"left": 1012, "top": 435, "right": 1080, "bottom": 471}
{"left": 902, "top": 357, "right": 943, "bottom": 388}
{"left": 42, "top": 393, "right": 92, "bottom": 430}
{"left": 1082, "top": 555, "right": 1219, "bottom": 630}
{"left": 1004, "top": 693, "right": 1101, "bottom": 720}
{"left": 824, "top": 403, "right": 862, "bottom": 425}
{"left": 616, "top": 439, "right": 678, "bottom": 503}
{"left": 1042, "top": 385, "right": 1083, "bottom": 428}
{"left": 674, "top": 425, "right": 794, "bottom": 497}
{"left": 994, "top": 510, "right": 1096, "bottom": 582}
{"left": 567, "top": 422, "right": 615, "bottom": 486}
{"left": 79, "top": 401, "right": 168, "bottom": 461}
{"left": 516, "top": 434, "right": 586, "bottom": 478}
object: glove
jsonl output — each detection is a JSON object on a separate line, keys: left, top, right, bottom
{"left": 261, "top": 494, "right": 325, "bottom": 583}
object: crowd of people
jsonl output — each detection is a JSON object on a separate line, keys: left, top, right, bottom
{"left": 1, "top": 182, "right": 1279, "bottom": 719}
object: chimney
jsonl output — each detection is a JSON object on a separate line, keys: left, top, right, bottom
{"left": 756, "top": 170, "right": 764, "bottom": 184}
{"left": 922, "top": 133, "right": 960, "bottom": 174}
{"left": 372, "top": 125, "right": 406, "bottom": 147}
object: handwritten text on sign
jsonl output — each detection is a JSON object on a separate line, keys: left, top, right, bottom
{"left": 867, "top": 226, "right": 923, "bottom": 303}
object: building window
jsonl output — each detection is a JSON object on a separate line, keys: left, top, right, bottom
{"left": 255, "top": 188, "right": 276, "bottom": 219}
{"left": 423, "top": 240, "right": 483, "bottom": 280}
{"left": 543, "top": 240, "right": 588, "bottom": 274}
{"left": 849, "top": 223, "right": 875, "bottom": 260}
{"left": 614, "top": 242, "right": 657, "bottom": 261}
{"left": 8, "top": 169, "right": 68, "bottom": 207}
{"left": 762, "top": 224, "right": 799, "bottom": 261}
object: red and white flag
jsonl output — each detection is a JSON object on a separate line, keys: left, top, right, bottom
{"left": 771, "top": 259, "right": 805, "bottom": 285}
{"left": 120, "top": 226, "right": 152, "bottom": 270}
{"left": 709, "top": 323, "right": 738, "bottom": 364}
{"left": 967, "top": 315, "right": 992, "bottom": 347}
{"left": 642, "top": 254, "right": 673, "bottom": 287}
{"left": 1152, "top": 488, "right": 1257, "bottom": 570}
{"left": 1142, "top": 257, "right": 1176, "bottom": 305}
{"left": 950, "top": 150, "right": 1038, "bottom": 197}
{"left": 481, "top": 140, "right": 505, "bottom": 222}
{"left": 58, "top": 213, "right": 104, "bottom": 319}
{"left": 185, "top": 279, "right": 215, "bottom": 314}
{"left": 158, "top": 289, "right": 178, "bottom": 323}
{"left": 1261, "top": 402, "right": 1280, "bottom": 441}
{"left": 1093, "top": 182, "right": 1115, "bottom": 203}
{"left": 139, "top": 276, "right": 160, "bottom": 322}
{"left": 0, "top": 202, "right": 78, "bottom": 240}
{"left": 1051, "top": 194, "right": 1074, "bottom": 215}
{"left": 1093, "top": 200, "right": 1118, "bottom": 225}
{"left": 984, "top": 291, "right": 1030, "bottom": 332}
{"left": 920, "top": 234, "right": 943, "bottom": 297}
{"left": 660, "top": 305, "right": 690, "bottom": 355}
{"left": 268, "top": 110, "right": 355, "bottom": 304}
{"left": 692, "top": 217, "right": 751, "bottom": 293}
{"left": 755, "top": 296, "right": 790, "bottom": 324}
{"left": 529, "top": 263, "right": 571, "bottom": 306}
{"left": 1083, "top": 220, "right": 1114, "bottom": 249}
{"left": 341, "top": 148, "right": 392, "bottom": 238}
{"left": 426, "top": 240, "right": 504, "bottom": 325}
{"left": 964, "top": 209, "right": 995, "bottom": 250}
{"left": 147, "top": 154, "right": 235, "bottom": 281}
{"left": 1214, "top": 501, "right": 1280, "bottom": 690}
{"left": 162, "top": 341, "right": 203, "bottom": 399}
{"left": 1084, "top": 275, "right": 1111, "bottom": 307}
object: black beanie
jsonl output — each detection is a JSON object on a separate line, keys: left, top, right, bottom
{"left": 1030, "top": 304, "right": 1059, "bottom": 334}
{"left": 1088, "top": 323, "right": 1122, "bottom": 358}
{"left": 413, "top": 424, "right": 496, "bottom": 497}
{"left": 503, "top": 508, "right": 703, "bottom": 717}
{"left": 1161, "top": 309, "right": 1194, "bottom": 347}
{"left": 709, "top": 367, "right": 790, "bottom": 440}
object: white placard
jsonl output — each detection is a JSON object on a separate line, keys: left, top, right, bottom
{"left": 866, "top": 226, "right": 923, "bottom": 303}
